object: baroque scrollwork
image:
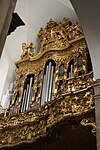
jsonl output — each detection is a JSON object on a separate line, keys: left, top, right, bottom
{"left": 0, "top": 79, "right": 94, "bottom": 147}
{"left": 80, "top": 117, "right": 96, "bottom": 136}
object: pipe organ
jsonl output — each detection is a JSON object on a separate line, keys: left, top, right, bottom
{"left": 9, "top": 18, "right": 93, "bottom": 114}
{"left": 0, "top": 18, "right": 96, "bottom": 149}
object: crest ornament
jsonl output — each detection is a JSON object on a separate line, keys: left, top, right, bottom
{"left": 38, "top": 18, "right": 83, "bottom": 51}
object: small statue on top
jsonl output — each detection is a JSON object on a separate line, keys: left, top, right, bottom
{"left": 21, "top": 43, "right": 36, "bottom": 59}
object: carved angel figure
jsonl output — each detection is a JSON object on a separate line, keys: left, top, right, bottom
{"left": 73, "top": 22, "right": 83, "bottom": 38}
{"left": 21, "top": 43, "right": 36, "bottom": 59}
{"left": 68, "top": 26, "right": 75, "bottom": 40}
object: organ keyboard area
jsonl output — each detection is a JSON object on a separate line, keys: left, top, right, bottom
{"left": 9, "top": 18, "right": 93, "bottom": 115}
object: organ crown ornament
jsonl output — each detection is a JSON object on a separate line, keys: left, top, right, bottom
{"left": 38, "top": 18, "right": 84, "bottom": 51}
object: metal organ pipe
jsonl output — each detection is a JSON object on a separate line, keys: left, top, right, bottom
{"left": 23, "top": 84, "right": 29, "bottom": 112}
{"left": 41, "top": 74, "right": 46, "bottom": 105}
{"left": 21, "top": 89, "right": 26, "bottom": 113}
{"left": 43, "top": 75, "right": 46, "bottom": 104}
{"left": 71, "top": 64, "right": 74, "bottom": 77}
{"left": 29, "top": 88, "right": 32, "bottom": 109}
{"left": 52, "top": 74, "right": 55, "bottom": 100}
{"left": 45, "top": 64, "right": 50, "bottom": 102}
{"left": 41, "top": 65, "right": 49, "bottom": 105}
{"left": 45, "top": 62, "right": 52, "bottom": 102}
{"left": 22, "top": 89, "right": 27, "bottom": 112}
{"left": 14, "top": 97, "right": 18, "bottom": 113}
{"left": 41, "top": 61, "right": 55, "bottom": 105}
{"left": 69, "top": 72, "right": 71, "bottom": 78}
{"left": 21, "top": 75, "right": 34, "bottom": 113}
{"left": 26, "top": 77, "right": 33, "bottom": 110}
{"left": 48, "top": 65, "right": 54, "bottom": 101}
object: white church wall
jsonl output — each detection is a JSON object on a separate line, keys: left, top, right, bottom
{"left": 1, "top": 83, "right": 14, "bottom": 109}
{"left": 0, "top": 44, "right": 15, "bottom": 102}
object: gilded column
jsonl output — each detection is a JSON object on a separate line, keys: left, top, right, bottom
{"left": 38, "top": 70, "right": 44, "bottom": 108}
{"left": 54, "top": 63, "right": 59, "bottom": 95}
{"left": 74, "top": 55, "right": 78, "bottom": 77}
{"left": 82, "top": 45, "right": 87, "bottom": 74}
{"left": 17, "top": 73, "right": 27, "bottom": 113}
{"left": 31, "top": 74, "right": 37, "bottom": 109}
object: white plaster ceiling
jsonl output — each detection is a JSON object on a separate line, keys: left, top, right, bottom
{"left": 4, "top": 0, "right": 78, "bottom": 62}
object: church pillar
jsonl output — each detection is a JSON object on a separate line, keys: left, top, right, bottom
{"left": 0, "top": 0, "right": 17, "bottom": 57}
{"left": 92, "top": 79, "right": 100, "bottom": 150}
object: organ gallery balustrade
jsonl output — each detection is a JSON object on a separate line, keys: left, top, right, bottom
{"left": 0, "top": 72, "right": 95, "bottom": 147}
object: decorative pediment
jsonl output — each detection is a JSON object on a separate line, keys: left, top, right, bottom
{"left": 20, "top": 18, "right": 84, "bottom": 60}
{"left": 38, "top": 18, "right": 84, "bottom": 51}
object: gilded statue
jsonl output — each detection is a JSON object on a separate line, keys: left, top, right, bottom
{"left": 73, "top": 22, "right": 83, "bottom": 38}
{"left": 21, "top": 43, "right": 36, "bottom": 59}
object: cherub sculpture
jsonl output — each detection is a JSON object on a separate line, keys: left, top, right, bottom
{"left": 21, "top": 43, "right": 36, "bottom": 59}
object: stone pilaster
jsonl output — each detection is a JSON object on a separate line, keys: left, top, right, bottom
{"left": 92, "top": 79, "right": 100, "bottom": 150}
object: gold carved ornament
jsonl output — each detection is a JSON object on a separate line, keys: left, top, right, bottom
{"left": 21, "top": 43, "right": 36, "bottom": 59}
{"left": 0, "top": 18, "right": 95, "bottom": 148}
{"left": 37, "top": 18, "right": 84, "bottom": 51}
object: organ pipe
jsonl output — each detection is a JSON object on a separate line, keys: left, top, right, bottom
{"left": 45, "top": 62, "right": 52, "bottom": 102}
{"left": 41, "top": 75, "right": 46, "bottom": 105}
{"left": 48, "top": 66, "right": 54, "bottom": 101}
{"left": 45, "top": 64, "right": 50, "bottom": 102}
{"left": 69, "top": 72, "right": 71, "bottom": 78}
{"left": 21, "top": 89, "right": 26, "bottom": 112}
{"left": 24, "top": 84, "right": 29, "bottom": 112}
{"left": 41, "top": 61, "right": 55, "bottom": 105}
{"left": 71, "top": 64, "right": 73, "bottom": 77}
{"left": 14, "top": 99, "right": 17, "bottom": 113}
{"left": 52, "top": 75, "right": 55, "bottom": 100}
{"left": 41, "top": 65, "right": 49, "bottom": 105}
{"left": 28, "top": 88, "right": 32, "bottom": 109}
{"left": 26, "top": 77, "right": 33, "bottom": 110}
